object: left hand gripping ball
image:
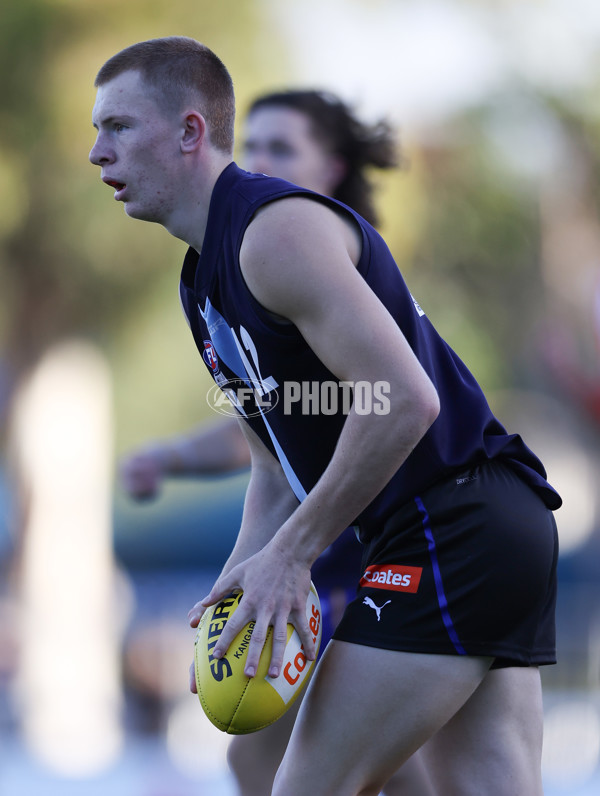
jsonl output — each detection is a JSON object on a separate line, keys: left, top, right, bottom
{"left": 194, "top": 582, "right": 322, "bottom": 734}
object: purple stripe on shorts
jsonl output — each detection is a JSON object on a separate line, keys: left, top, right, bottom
{"left": 415, "top": 496, "right": 467, "bottom": 656}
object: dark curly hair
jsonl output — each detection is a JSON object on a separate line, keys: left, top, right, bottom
{"left": 247, "top": 90, "right": 401, "bottom": 226}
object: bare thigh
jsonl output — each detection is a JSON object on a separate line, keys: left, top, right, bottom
{"left": 227, "top": 695, "right": 303, "bottom": 796}
{"left": 422, "top": 666, "right": 544, "bottom": 796}
{"left": 228, "top": 659, "right": 437, "bottom": 796}
{"left": 273, "top": 640, "right": 492, "bottom": 796}
{"left": 380, "top": 752, "right": 437, "bottom": 796}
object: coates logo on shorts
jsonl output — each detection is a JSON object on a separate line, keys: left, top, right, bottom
{"left": 360, "top": 564, "right": 423, "bottom": 594}
{"left": 206, "top": 378, "right": 280, "bottom": 418}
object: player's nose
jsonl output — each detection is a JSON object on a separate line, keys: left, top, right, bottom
{"left": 89, "top": 134, "right": 114, "bottom": 166}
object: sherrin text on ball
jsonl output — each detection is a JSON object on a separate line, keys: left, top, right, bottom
{"left": 194, "top": 582, "right": 322, "bottom": 734}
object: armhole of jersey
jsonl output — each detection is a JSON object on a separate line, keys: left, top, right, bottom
{"left": 234, "top": 191, "right": 371, "bottom": 335}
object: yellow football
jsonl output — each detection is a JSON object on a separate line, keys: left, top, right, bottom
{"left": 194, "top": 582, "right": 322, "bottom": 734}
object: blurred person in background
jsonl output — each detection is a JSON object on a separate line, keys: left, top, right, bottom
{"left": 120, "top": 87, "right": 435, "bottom": 796}
{"left": 90, "top": 38, "right": 561, "bottom": 796}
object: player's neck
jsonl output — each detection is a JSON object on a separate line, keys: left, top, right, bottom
{"left": 166, "top": 155, "right": 233, "bottom": 252}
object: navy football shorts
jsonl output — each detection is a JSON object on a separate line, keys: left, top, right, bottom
{"left": 332, "top": 460, "right": 559, "bottom": 668}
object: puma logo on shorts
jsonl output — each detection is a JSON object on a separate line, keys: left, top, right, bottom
{"left": 363, "top": 596, "right": 391, "bottom": 621}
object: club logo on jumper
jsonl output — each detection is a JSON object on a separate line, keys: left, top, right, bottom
{"left": 363, "top": 596, "right": 391, "bottom": 622}
{"left": 203, "top": 341, "right": 219, "bottom": 373}
{"left": 360, "top": 564, "right": 423, "bottom": 594}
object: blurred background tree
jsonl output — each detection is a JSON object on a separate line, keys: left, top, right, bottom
{"left": 1, "top": 0, "right": 597, "bottom": 455}
{"left": 0, "top": 0, "right": 291, "bottom": 452}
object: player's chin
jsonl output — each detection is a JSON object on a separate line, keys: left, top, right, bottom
{"left": 124, "top": 203, "right": 160, "bottom": 223}
{"left": 124, "top": 201, "right": 139, "bottom": 218}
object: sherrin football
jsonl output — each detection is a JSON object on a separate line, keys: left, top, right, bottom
{"left": 194, "top": 582, "right": 322, "bottom": 734}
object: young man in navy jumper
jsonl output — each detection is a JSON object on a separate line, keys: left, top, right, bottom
{"left": 118, "top": 88, "right": 434, "bottom": 796}
{"left": 90, "top": 37, "right": 561, "bottom": 796}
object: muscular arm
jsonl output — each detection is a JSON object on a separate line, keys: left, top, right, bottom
{"left": 240, "top": 198, "right": 439, "bottom": 565}
{"left": 190, "top": 197, "right": 439, "bottom": 678}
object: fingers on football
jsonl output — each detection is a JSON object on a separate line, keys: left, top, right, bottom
{"left": 268, "top": 619, "right": 289, "bottom": 678}
{"left": 243, "top": 617, "right": 270, "bottom": 678}
{"left": 210, "top": 600, "right": 251, "bottom": 663}
{"left": 188, "top": 600, "right": 208, "bottom": 628}
{"left": 292, "top": 606, "right": 316, "bottom": 661}
{"left": 200, "top": 578, "right": 230, "bottom": 610}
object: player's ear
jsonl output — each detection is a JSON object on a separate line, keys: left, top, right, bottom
{"left": 180, "top": 110, "right": 206, "bottom": 153}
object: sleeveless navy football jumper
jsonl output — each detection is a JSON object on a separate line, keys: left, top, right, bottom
{"left": 179, "top": 163, "right": 561, "bottom": 665}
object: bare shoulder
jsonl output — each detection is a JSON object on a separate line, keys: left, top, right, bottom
{"left": 239, "top": 196, "right": 362, "bottom": 321}
{"left": 243, "top": 196, "right": 361, "bottom": 258}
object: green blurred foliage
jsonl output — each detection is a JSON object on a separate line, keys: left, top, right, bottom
{"left": 0, "top": 0, "right": 592, "bottom": 456}
{"left": 0, "top": 0, "right": 291, "bottom": 452}
{"left": 408, "top": 113, "right": 541, "bottom": 390}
